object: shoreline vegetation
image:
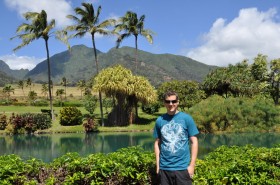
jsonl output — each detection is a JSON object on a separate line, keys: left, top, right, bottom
{"left": 1, "top": 83, "right": 280, "bottom": 135}
{"left": 0, "top": 145, "right": 279, "bottom": 184}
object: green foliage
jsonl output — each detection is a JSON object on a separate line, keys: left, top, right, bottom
{"left": 103, "top": 97, "right": 113, "bottom": 113}
{"left": 157, "top": 80, "right": 206, "bottom": 110}
{"left": 0, "top": 113, "right": 7, "bottom": 130}
{"left": 202, "top": 61, "right": 261, "bottom": 98}
{"left": 28, "top": 91, "right": 37, "bottom": 102}
{"left": 190, "top": 95, "right": 280, "bottom": 133}
{"left": 59, "top": 107, "right": 83, "bottom": 126}
{"left": 53, "top": 100, "right": 83, "bottom": 107}
{"left": 84, "top": 95, "right": 98, "bottom": 114}
{"left": 141, "top": 101, "right": 161, "bottom": 114}
{"left": 6, "top": 113, "right": 52, "bottom": 134}
{"left": 83, "top": 116, "right": 98, "bottom": 132}
{"left": 195, "top": 145, "right": 280, "bottom": 185}
{"left": 0, "top": 145, "right": 279, "bottom": 184}
{"left": 32, "top": 99, "right": 49, "bottom": 106}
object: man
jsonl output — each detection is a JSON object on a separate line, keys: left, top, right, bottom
{"left": 153, "top": 91, "right": 199, "bottom": 185}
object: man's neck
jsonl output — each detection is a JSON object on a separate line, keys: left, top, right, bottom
{"left": 167, "top": 110, "right": 179, "bottom": 116}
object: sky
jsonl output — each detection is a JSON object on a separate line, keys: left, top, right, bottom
{"left": 0, "top": 0, "right": 280, "bottom": 70}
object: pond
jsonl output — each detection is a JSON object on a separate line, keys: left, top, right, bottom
{"left": 0, "top": 132, "right": 279, "bottom": 163}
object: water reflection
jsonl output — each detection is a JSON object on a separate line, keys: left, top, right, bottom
{"left": 0, "top": 132, "right": 279, "bottom": 163}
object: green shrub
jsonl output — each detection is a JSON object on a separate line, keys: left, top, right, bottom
{"left": 59, "top": 107, "right": 83, "bottom": 126}
{"left": 0, "top": 113, "right": 7, "bottom": 130}
{"left": 190, "top": 95, "right": 280, "bottom": 133}
{"left": 53, "top": 100, "right": 84, "bottom": 107}
{"left": 141, "top": 101, "right": 161, "bottom": 114}
{"left": 83, "top": 115, "right": 98, "bottom": 132}
{"left": 194, "top": 145, "right": 280, "bottom": 184}
{"left": 0, "top": 146, "right": 279, "bottom": 184}
{"left": 84, "top": 95, "right": 98, "bottom": 114}
{"left": 6, "top": 113, "right": 52, "bottom": 134}
{"left": 32, "top": 99, "right": 49, "bottom": 106}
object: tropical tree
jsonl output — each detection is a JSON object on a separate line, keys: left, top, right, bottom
{"left": 114, "top": 11, "right": 154, "bottom": 71}
{"left": 17, "top": 80, "right": 25, "bottom": 97}
{"left": 66, "top": 3, "right": 116, "bottom": 126}
{"left": 269, "top": 58, "right": 280, "bottom": 105}
{"left": 251, "top": 54, "right": 269, "bottom": 81}
{"left": 61, "top": 77, "right": 68, "bottom": 99}
{"left": 41, "top": 83, "right": 49, "bottom": 99}
{"left": 26, "top": 78, "right": 32, "bottom": 91}
{"left": 56, "top": 89, "right": 65, "bottom": 106}
{"left": 93, "top": 65, "right": 157, "bottom": 126}
{"left": 202, "top": 60, "right": 260, "bottom": 98}
{"left": 250, "top": 54, "right": 280, "bottom": 105}
{"left": 28, "top": 90, "right": 37, "bottom": 103}
{"left": 76, "top": 79, "right": 86, "bottom": 98}
{"left": 158, "top": 80, "right": 206, "bottom": 110}
{"left": 2, "top": 85, "right": 15, "bottom": 102}
{"left": 11, "top": 10, "right": 55, "bottom": 120}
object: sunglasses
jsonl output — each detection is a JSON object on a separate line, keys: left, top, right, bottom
{"left": 164, "top": 100, "right": 178, "bottom": 104}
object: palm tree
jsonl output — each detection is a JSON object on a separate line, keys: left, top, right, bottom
{"left": 66, "top": 3, "right": 116, "bottom": 126}
{"left": 41, "top": 83, "right": 49, "bottom": 99}
{"left": 114, "top": 11, "right": 154, "bottom": 71}
{"left": 61, "top": 77, "right": 68, "bottom": 99}
{"left": 2, "top": 85, "right": 15, "bottom": 102}
{"left": 17, "top": 80, "right": 25, "bottom": 97}
{"left": 11, "top": 10, "right": 55, "bottom": 120}
{"left": 77, "top": 79, "right": 86, "bottom": 99}
{"left": 26, "top": 78, "right": 32, "bottom": 91}
{"left": 56, "top": 89, "right": 65, "bottom": 106}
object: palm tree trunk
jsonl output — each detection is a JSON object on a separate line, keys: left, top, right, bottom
{"left": 92, "top": 35, "right": 104, "bottom": 126}
{"left": 45, "top": 39, "right": 54, "bottom": 120}
{"left": 135, "top": 35, "right": 138, "bottom": 72}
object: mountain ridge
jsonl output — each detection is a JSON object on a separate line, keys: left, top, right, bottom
{"left": 1, "top": 45, "right": 217, "bottom": 87}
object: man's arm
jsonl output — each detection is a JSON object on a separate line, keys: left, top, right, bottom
{"left": 187, "top": 136, "right": 198, "bottom": 177}
{"left": 154, "top": 138, "right": 160, "bottom": 173}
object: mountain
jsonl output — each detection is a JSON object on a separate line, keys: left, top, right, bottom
{"left": 24, "top": 45, "right": 217, "bottom": 86}
{"left": 0, "top": 60, "right": 29, "bottom": 86}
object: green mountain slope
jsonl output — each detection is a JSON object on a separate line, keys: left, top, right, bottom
{"left": 25, "top": 45, "right": 217, "bottom": 86}
{"left": 0, "top": 60, "right": 28, "bottom": 86}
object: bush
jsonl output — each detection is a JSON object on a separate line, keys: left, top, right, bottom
{"left": 84, "top": 95, "right": 98, "bottom": 114}
{"left": 189, "top": 95, "right": 280, "bottom": 133}
{"left": 0, "top": 113, "right": 7, "bottom": 130}
{"left": 59, "top": 107, "right": 83, "bottom": 126}
{"left": 141, "top": 102, "right": 161, "bottom": 114}
{"left": 32, "top": 99, "right": 49, "bottom": 106}
{"left": 53, "top": 100, "right": 84, "bottom": 107}
{"left": 194, "top": 145, "right": 280, "bottom": 184}
{"left": 0, "top": 145, "right": 279, "bottom": 184}
{"left": 83, "top": 115, "right": 98, "bottom": 132}
{"left": 6, "top": 113, "right": 52, "bottom": 134}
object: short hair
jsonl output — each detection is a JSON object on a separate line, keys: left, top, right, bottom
{"left": 163, "top": 91, "right": 179, "bottom": 101}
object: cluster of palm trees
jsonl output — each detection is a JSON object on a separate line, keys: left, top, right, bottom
{"left": 10, "top": 2, "right": 154, "bottom": 124}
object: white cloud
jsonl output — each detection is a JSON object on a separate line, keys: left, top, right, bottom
{"left": 0, "top": 54, "right": 45, "bottom": 70}
{"left": 186, "top": 8, "right": 280, "bottom": 66}
{"left": 4, "top": 0, "right": 73, "bottom": 28}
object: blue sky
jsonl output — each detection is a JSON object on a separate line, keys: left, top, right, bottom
{"left": 1, "top": 0, "right": 280, "bottom": 70}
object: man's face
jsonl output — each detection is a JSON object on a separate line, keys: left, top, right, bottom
{"left": 164, "top": 95, "right": 179, "bottom": 115}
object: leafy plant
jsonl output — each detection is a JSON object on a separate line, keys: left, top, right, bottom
{"left": 6, "top": 113, "right": 52, "bottom": 134}
{"left": 84, "top": 95, "right": 98, "bottom": 114}
{"left": 141, "top": 101, "right": 160, "bottom": 114}
{"left": 0, "top": 113, "right": 7, "bottom": 130}
{"left": 83, "top": 116, "right": 98, "bottom": 132}
{"left": 59, "top": 107, "right": 83, "bottom": 126}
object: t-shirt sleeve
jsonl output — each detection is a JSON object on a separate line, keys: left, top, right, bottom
{"left": 153, "top": 117, "right": 161, "bottom": 139}
{"left": 186, "top": 115, "right": 199, "bottom": 137}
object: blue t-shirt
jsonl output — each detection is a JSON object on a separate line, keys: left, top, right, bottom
{"left": 153, "top": 111, "right": 199, "bottom": 171}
